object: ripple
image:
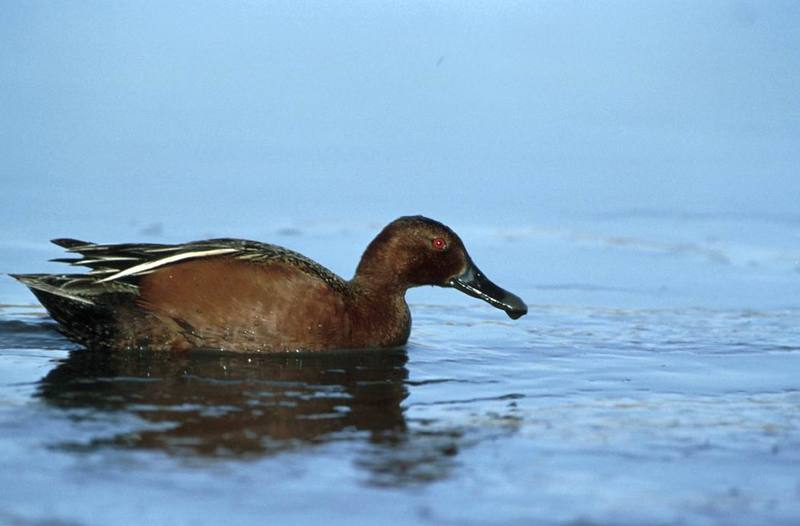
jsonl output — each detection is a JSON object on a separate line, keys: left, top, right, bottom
{"left": 2, "top": 303, "right": 800, "bottom": 525}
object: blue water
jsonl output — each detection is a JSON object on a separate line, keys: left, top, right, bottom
{"left": 2, "top": 2, "right": 800, "bottom": 525}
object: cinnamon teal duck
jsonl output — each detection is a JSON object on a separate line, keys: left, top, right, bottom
{"left": 13, "top": 216, "right": 527, "bottom": 352}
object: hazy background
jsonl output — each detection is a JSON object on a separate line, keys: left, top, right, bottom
{"left": 2, "top": 0, "right": 799, "bottom": 308}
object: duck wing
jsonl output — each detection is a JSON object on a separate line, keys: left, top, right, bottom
{"left": 14, "top": 237, "right": 348, "bottom": 305}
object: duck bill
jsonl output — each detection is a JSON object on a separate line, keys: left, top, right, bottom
{"left": 448, "top": 259, "right": 528, "bottom": 320}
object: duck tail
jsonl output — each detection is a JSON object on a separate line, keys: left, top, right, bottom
{"left": 11, "top": 274, "right": 96, "bottom": 305}
{"left": 11, "top": 274, "right": 109, "bottom": 345}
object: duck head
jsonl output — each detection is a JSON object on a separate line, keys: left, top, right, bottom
{"left": 355, "top": 216, "right": 528, "bottom": 320}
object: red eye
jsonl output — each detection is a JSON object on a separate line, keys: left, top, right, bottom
{"left": 431, "top": 237, "right": 447, "bottom": 250}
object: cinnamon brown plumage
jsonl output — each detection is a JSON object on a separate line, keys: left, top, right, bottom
{"left": 13, "top": 216, "right": 527, "bottom": 352}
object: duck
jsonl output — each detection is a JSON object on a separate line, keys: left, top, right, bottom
{"left": 13, "top": 215, "right": 527, "bottom": 352}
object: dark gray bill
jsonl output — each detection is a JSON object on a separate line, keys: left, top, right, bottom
{"left": 448, "top": 260, "right": 528, "bottom": 320}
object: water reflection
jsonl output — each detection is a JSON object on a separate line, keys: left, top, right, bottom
{"left": 36, "top": 345, "right": 475, "bottom": 485}
{"left": 38, "top": 348, "right": 410, "bottom": 457}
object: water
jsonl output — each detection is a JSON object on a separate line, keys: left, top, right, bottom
{"left": 3, "top": 2, "right": 800, "bottom": 524}
{"left": 2, "top": 215, "right": 800, "bottom": 526}
{"left": 1, "top": 306, "right": 799, "bottom": 525}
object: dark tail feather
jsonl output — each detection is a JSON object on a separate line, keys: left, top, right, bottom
{"left": 49, "top": 258, "right": 84, "bottom": 264}
{"left": 11, "top": 274, "right": 95, "bottom": 305}
{"left": 12, "top": 274, "right": 114, "bottom": 346}
{"left": 51, "top": 238, "right": 93, "bottom": 249}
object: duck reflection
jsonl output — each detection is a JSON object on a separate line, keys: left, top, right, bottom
{"left": 38, "top": 348, "right": 409, "bottom": 456}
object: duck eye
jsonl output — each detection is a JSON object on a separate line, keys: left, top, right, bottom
{"left": 431, "top": 237, "right": 447, "bottom": 250}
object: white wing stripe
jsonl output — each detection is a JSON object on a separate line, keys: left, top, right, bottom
{"left": 78, "top": 257, "right": 139, "bottom": 264}
{"left": 97, "top": 248, "right": 238, "bottom": 283}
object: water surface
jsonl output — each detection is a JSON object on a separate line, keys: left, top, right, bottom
{"left": 1, "top": 291, "right": 798, "bottom": 525}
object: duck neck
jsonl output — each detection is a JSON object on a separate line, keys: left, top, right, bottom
{"left": 352, "top": 228, "right": 410, "bottom": 296}
{"left": 350, "top": 265, "right": 409, "bottom": 311}
{"left": 348, "top": 242, "right": 412, "bottom": 347}
{"left": 346, "top": 279, "right": 411, "bottom": 348}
